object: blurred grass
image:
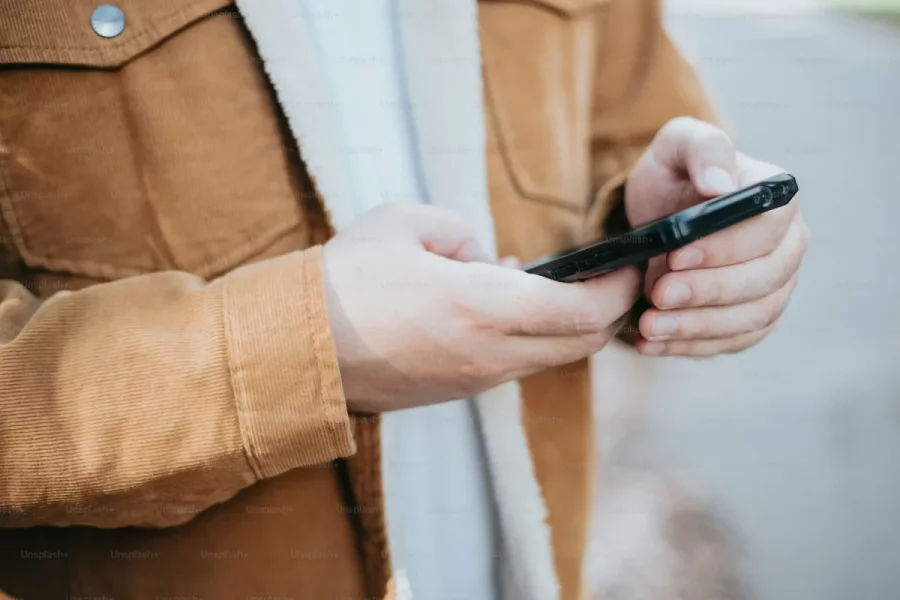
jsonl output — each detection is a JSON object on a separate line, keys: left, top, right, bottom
{"left": 827, "top": 0, "right": 900, "bottom": 17}
{"left": 828, "top": 0, "right": 900, "bottom": 9}
{"left": 827, "top": 0, "right": 900, "bottom": 25}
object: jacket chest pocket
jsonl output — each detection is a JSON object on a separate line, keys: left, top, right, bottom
{"left": 479, "top": 0, "right": 610, "bottom": 214}
{"left": 0, "top": 0, "right": 307, "bottom": 280}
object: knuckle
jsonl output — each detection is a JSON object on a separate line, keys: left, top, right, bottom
{"left": 678, "top": 341, "right": 708, "bottom": 357}
{"left": 761, "top": 298, "right": 784, "bottom": 329}
{"left": 694, "top": 273, "right": 729, "bottom": 306}
{"left": 786, "top": 272, "right": 801, "bottom": 294}
{"left": 372, "top": 201, "right": 407, "bottom": 217}
{"left": 701, "top": 127, "right": 733, "bottom": 150}
{"left": 518, "top": 314, "right": 551, "bottom": 336}
{"left": 451, "top": 214, "right": 477, "bottom": 238}
{"left": 709, "top": 276, "right": 732, "bottom": 305}
{"left": 653, "top": 343, "right": 672, "bottom": 356}
{"left": 572, "top": 308, "right": 608, "bottom": 336}
{"left": 432, "top": 207, "right": 476, "bottom": 237}
{"left": 733, "top": 326, "right": 772, "bottom": 354}
{"left": 676, "top": 316, "right": 698, "bottom": 339}
{"left": 453, "top": 290, "right": 497, "bottom": 335}
{"left": 457, "top": 355, "right": 496, "bottom": 386}
{"left": 511, "top": 293, "right": 552, "bottom": 336}
{"left": 799, "top": 220, "right": 812, "bottom": 253}
{"left": 363, "top": 202, "right": 413, "bottom": 229}
{"left": 665, "top": 116, "right": 699, "bottom": 134}
{"left": 657, "top": 117, "right": 691, "bottom": 143}
{"left": 777, "top": 254, "right": 798, "bottom": 289}
{"left": 725, "top": 337, "right": 751, "bottom": 355}
{"left": 428, "top": 203, "right": 460, "bottom": 221}
{"left": 778, "top": 272, "right": 799, "bottom": 298}
{"left": 458, "top": 304, "right": 491, "bottom": 336}
{"left": 765, "top": 307, "right": 782, "bottom": 329}
{"left": 746, "top": 306, "right": 772, "bottom": 333}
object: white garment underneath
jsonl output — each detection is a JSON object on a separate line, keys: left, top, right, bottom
{"left": 305, "top": 0, "right": 499, "bottom": 598}
{"left": 382, "top": 403, "right": 499, "bottom": 599}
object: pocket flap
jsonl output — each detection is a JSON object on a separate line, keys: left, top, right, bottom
{"left": 0, "top": 0, "right": 232, "bottom": 67}
{"left": 480, "top": 0, "right": 610, "bottom": 210}
{"left": 481, "top": 0, "right": 610, "bottom": 18}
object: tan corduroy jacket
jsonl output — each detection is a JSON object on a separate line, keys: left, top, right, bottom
{"left": 0, "top": 0, "right": 718, "bottom": 598}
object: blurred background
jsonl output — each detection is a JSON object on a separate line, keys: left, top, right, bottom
{"left": 591, "top": 0, "right": 900, "bottom": 599}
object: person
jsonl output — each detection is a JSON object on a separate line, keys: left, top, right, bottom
{"left": 0, "top": 0, "right": 808, "bottom": 598}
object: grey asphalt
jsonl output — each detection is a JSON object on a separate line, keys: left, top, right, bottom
{"left": 603, "top": 9, "right": 900, "bottom": 600}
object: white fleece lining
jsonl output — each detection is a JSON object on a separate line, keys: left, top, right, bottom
{"left": 235, "top": 1, "right": 559, "bottom": 598}
{"left": 235, "top": 0, "right": 359, "bottom": 233}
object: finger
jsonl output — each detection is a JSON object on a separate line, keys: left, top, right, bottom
{"left": 653, "top": 117, "right": 739, "bottom": 197}
{"left": 639, "top": 273, "right": 797, "bottom": 341}
{"left": 644, "top": 255, "right": 669, "bottom": 301}
{"left": 502, "top": 266, "right": 642, "bottom": 337}
{"left": 637, "top": 318, "right": 778, "bottom": 357}
{"left": 653, "top": 215, "right": 809, "bottom": 309}
{"left": 362, "top": 203, "right": 492, "bottom": 263}
{"left": 668, "top": 156, "right": 799, "bottom": 271}
{"left": 504, "top": 312, "right": 633, "bottom": 373}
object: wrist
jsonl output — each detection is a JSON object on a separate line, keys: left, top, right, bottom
{"left": 603, "top": 183, "right": 632, "bottom": 237}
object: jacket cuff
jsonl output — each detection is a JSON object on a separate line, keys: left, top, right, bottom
{"left": 581, "top": 168, "right": 631, "bottom": 244}
{"left": 221, "top": 246, "right": 355, "bottom": 479}
{"left": 582, "top": 170, "right": 652, "bottom": 346}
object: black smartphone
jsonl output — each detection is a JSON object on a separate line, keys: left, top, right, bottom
{"left": 524, "top": 173, "right": 798, "bottom": 283}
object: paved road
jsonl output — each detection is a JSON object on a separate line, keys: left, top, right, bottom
{"left": 599, "top": 7, "right": 900, "bottom": 600}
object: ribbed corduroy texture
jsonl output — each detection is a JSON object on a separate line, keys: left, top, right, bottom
{"left": 0, "top": 248, "right": 354, "bottom": 528}
{"left": 224, "top": 247, "right": 355, "bottom": 478}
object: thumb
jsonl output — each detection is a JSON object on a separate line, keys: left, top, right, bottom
{"left": 655, "top": 117, "right": 739, "bottom": 198}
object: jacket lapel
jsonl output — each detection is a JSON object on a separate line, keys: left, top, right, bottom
{"left": 392, "top": 4, "right": 559, "bottom": 600}
{"left": 236, "top": 1, "right": 559, "bottom": 598}
{"left": 391, "top": 0, "right": 496, "bottom": 246}
{"left": 235, "top": 0, "right": 360, "bottom": 232}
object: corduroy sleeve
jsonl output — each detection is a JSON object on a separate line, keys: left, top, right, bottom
{"left": 0, "top": 246, "right": 354, "bottom": 528}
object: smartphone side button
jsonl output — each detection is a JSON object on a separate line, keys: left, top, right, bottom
{"left": 596, "top": 248, "right": 618, "bottom": 263}
{"left": 576, "top": 257, "right": 598, "bottom": 271}
{"left": 550, "top": 263, "right": 579, "bottom": 280}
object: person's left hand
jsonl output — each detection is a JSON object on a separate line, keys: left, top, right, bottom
{"left": 624, "top": 117, "right": 810, "bottom": 357}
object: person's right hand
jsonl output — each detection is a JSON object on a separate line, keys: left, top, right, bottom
{"left": 322, "top": 203, "right": 641, "bottom": 413}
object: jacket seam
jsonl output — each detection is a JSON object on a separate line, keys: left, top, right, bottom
{"left": 0, "top": 159, "right": 27, "bottom": 260}
{"left": 302, "top": 251, "right": 344, "bottom": 453}
{"left": 0, "top": 0, "right": 223, "bottom": 55}
{"left": 589, "top": 0, "right": 660, "bottom": 133}
{"left": 483, "top": 69, "right": 580, "bottom": 213}
{"left": 0, "top": 156, "right": 300, "bottom": 280}
{"left": 221, "top": 279, "right": 266, "bottom": 481}
{"left": 0, "top": 160, "right": 150, "bottom": 276}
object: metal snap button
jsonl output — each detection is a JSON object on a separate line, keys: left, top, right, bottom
{"left": 91, "top": 5, "right": 126, "bottom": 39}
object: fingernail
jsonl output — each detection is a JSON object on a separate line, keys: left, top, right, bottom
{"left": 703, "top": 166, "right": 737, "bottom": 194}
{"left": 674, "top": 248, "right": 703, "bottom": 270}
{"left": 663, "top": 282, "right": 691, "bottom": 307}
{"left": 641, "top": 341, "right": 666, "bottom": 356}
{"left": 650, "top": 316, "right": 678, "bottom": 339}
